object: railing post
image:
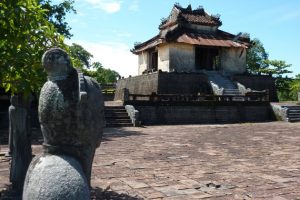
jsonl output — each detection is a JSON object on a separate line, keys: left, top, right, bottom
{"left": 122, "top": 88, "right": 129, "bottom": 102}
{"left": 150, "top": 92, "right": 156, "bottom": 102}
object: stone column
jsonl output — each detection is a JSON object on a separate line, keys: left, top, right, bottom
{"left": 9, "top": 94, "right": 32, "bottom": 191}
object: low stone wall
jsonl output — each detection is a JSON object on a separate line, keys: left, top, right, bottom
{"left": 232, "top": 75, "right": 278, "bottom": 102}
{"left": 114, "top": 73, "right": 159, "bottom": 100}
{"left": 157, "top": 72, "right": 211, "bottom": 94}
{"left": 135, "top": 104, "right": 272, "bottom": 125}
{"left": 114, "top": 72, "right": 211, "bottom": 101}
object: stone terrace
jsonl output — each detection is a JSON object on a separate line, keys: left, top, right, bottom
{"left": 1, "top": 122, "right": 300, "bottom": 199}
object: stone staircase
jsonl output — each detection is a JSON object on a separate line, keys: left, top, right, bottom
{"left": 206, "top": 72, "right": 241, "bottom": 96}
{"left": 286, "top": 106, "right": 300, "bottom": 122}
{"left": 223, "top": 89, "right": 241, "bottom": 96}
{"left": 105, "top": 106, "right": 133, "bottom": 127}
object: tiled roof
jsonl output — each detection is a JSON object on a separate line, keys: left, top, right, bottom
{"left": 132, "top": 29, "right": 249, "bottom": 53}
{"left": 180, "top": 13, "right": 221, "bottom": 26}
{"left": 159, "top": 4, "right": 222, "bottom": 29}
{"left": 176, "top": 32, "right": 248, "bottom": 48}
{"left": 132, "top": 4, "right": 248, "bottom": 53}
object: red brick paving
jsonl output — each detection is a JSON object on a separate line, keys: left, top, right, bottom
{"left": 1, "top": 122, "right": 300, "bottom": 199}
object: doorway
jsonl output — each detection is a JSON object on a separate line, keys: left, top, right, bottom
{"left": 195, "top": 47, "right": 219, "bottom": 71}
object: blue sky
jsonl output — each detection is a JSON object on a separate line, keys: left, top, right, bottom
{"left": 59, "top": 0, "right": 300, "bottom": 77}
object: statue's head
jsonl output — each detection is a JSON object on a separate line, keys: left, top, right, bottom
{"left": 42, "top": 48, "right": 72, "bottom": 80}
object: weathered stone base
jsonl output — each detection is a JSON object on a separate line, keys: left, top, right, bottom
{"left": 23, "top": 154, "right": 90, "bottom": 200}
{"left": 135, "top": 104, "right": 272, "bottom": 125}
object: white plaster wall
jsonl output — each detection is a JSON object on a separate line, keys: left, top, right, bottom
{"left": 158, "top": 44, "right": 170, "bottom": 72}
{"left": 220, "top": 47, "right": 246, "bottom": 74}
{"left": 138, "top": 52, "right": 148, "bottom": 75}
{"left": 169, "top": 43, "right": 195, "bottom": 72}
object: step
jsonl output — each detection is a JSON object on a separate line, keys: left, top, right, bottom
{"left": 288, "top": 109, "right": 300, "bottom": 113}
{"left": 223, "top": 91, "right": 241, "bottom": 94}
{"left": 104, "top": 105, "right": 133, "bottom": 127}
{"left": 288, "top": 117, "right": 300, "bottom": 122}
{"left": 106, "top": 123, "right": 133, "bottom": 127}
{"left": 105, "top": 111, "right": 128, "bottom": 115}
{"left": 105, "top": 109, "right": 127, "bottom": 113}
{"left": 106, "top": 119, "right": 132, "bottom": 123}
{"left": 287, "top": 111, "right": 300, "bottom": 114}
{"left": 287, "top": 115, "right": 300, "bottom": 119}
{"left": 105, "top": 115, "right": 130, "bottom": 119}
{"left": 105, "top": 106, "right": 125, "bottom": 109}
{"left": 105, "top": 113, "right": 129, "bottom": 118}
{"left": 223, "top": 93, "right": 241, "bottom": 96}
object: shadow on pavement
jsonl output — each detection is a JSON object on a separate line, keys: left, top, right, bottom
{"left": 0, "top": 185, "right": 144, "bottom": 200}
{"left": 91, "top": 187, "right": 143, "bottom": 200}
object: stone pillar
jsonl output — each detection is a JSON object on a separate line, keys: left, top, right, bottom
{"left": 9, "top": 94, "right": 32, "bottom": 191}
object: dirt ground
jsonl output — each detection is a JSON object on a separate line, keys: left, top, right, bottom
{"left": 1, "top": 122, "right": 300, "bottom": 199}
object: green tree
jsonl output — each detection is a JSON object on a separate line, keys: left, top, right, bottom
{"left": 0, "top": 0, "right": 66, "bottom": 95}
{"left": 263, "top": 60, "right": 293, "bottom": 101}
{"left": 83, "top": 62, "right": 120, "bottom": 84}
{"left": 39, "top": 0, "right": 76, "bottom": 39}
{"left": 69, "top": 43, "right": 93, "bottom": 69}
{"left": 246, "top": 38, "right": 295, "bottom": 101}
{"left": 68, "top": 44, "right": 120, "bottom": 84}
{"left": 246, "top": 38, "right": 269, "bottom": 74}
{"left": 290, "top": 74, "right": 300, "bottom": 100}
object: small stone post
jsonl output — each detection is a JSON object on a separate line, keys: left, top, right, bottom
{"left": 123, "top": 88, "right": 129, "bottom": 102}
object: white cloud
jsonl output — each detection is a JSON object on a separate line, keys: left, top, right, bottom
{"left": 84, "top": 0, "right": 122, "bottom": 13}
{"left": 70, "top": 40, "right": 138, "bottom": 77}
{"left": 128, "top": 0, "right": 139, "bottom": 11}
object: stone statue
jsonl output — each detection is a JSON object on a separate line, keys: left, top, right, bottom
{"left": 9, "top": 95, "right": 32, "bottom": 191}
{"left": 23, "top": 48, "right": 104, "bottom": 199}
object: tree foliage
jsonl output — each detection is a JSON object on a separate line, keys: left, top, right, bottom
{"left": 290, "top": 74, "right": 300, "bottom": 100}
{"left": 0, "top": 0, "right": 66, "bottom": 95}
{"left": 84, "top": 62, "right": 120, "bottom": 84}
{"left": 246, "top": 38, "right": 297, "bottom": 101}
{"left": 69, "top": 43, "right": 93, "bottom": 69}
{"left": 246, "top": 38, "right": 269, "bottom": 74}
{"left": 39, "top": 0, "right": 76, "bottom": 39}
{"left": 69, "top": 43, "right": 120, "bottom": 84}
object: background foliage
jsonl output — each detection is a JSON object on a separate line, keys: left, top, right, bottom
{"left": 0, "top": 0, "right": 66, "bottom": 95}
{"left": 0, "top": 0, "right": 119, "bottom": 97}
{"left": 246, "top": 38, "right": 298, "bottom": 101}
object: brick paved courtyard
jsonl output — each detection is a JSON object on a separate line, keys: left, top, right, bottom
{"left": 1, "top": 122, "right": 300, "bottom": 199}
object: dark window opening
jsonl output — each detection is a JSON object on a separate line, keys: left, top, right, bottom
{"left": 195, "top": 47, "right": 219, "bottom": 71}
{"left": 151, "top": 51, "right": 158, "bottom": 71}
{"left": 148, "top": 50, "right": 158, "bottom": 72}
